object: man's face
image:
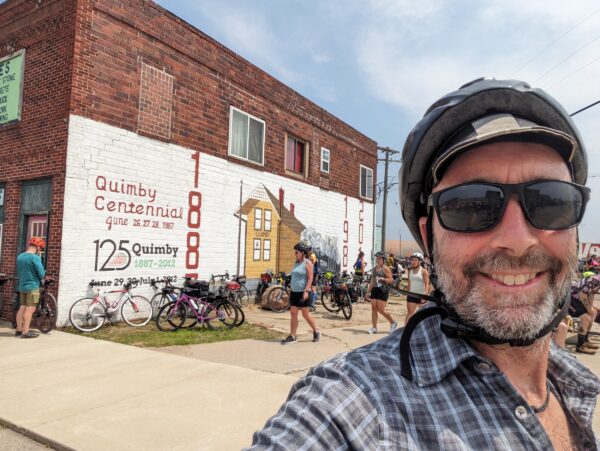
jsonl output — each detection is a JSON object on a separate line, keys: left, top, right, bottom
{"left": 419, "top": 142, "right": 578, "bottom": 341}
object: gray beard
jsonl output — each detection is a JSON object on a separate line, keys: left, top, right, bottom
{"left": 434, "top": 245, "right": 577, "bottom": 341}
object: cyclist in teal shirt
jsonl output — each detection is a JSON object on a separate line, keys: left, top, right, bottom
{"left": 15, "top": 237, "right": 46, "bottom": 338}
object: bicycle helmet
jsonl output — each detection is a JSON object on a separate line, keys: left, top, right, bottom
{"left": 293, "top": 241, "right": 311, "bottom": 254}
{"left": 411, "top": 252, "right": 424, "bottom": 260}
{"left": 374, "top": 251, "right": 386, "bottom": 259}
{"left": 30, "top": 237, "right": 46, "bottom": 249}
{"left": 400, "top": 77, "right": 587, "bottom": 254}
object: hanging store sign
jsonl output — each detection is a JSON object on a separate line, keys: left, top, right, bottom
{"left": 0, "top": 50, "right": 25, "bottom": 125}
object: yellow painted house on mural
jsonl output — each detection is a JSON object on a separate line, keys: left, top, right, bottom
{"left": 235, "top": 185, "right": 306, "bottom": 278}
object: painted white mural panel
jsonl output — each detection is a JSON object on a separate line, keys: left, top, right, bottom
{"left": 58, "top": 115, "right": 374, "bottom": 325}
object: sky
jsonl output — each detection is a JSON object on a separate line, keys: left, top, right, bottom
{"left": 154, "top": 0, "right": 600, "bottom": 244}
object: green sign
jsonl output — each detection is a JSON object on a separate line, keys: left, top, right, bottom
{"left": 0, "top": 51, "right": 25, "bottom": 125}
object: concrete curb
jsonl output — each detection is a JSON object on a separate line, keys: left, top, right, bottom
{"left": 0, "top": 417, "right": 75, "bottom": 451}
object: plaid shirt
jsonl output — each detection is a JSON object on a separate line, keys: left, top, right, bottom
{"left": 248, "top": 310, "right": 600, "bottom": 450}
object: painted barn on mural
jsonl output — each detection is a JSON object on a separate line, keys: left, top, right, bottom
{"left": 0, "top": 0, "right": 376, "bottom": 325}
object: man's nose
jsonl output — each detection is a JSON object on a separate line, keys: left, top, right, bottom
{"left": 488, "top": 196, "right": 539, "bottom": 256}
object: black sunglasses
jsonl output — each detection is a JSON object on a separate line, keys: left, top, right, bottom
{"left": 428, "top": 180, "right": 590, "bottom": 233}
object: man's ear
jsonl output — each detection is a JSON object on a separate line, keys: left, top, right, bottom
{"left": 418, "top": 216, "right": 430, "bottom": 255}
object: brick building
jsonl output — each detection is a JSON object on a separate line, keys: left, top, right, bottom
{"left": 0, "top": 0, "right": 377, "bottom": 325}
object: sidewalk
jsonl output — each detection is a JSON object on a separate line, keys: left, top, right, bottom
{"left": 2, "top": 296, "right": 600, "bottom": 450}
{"left": 0, "top": 321, "right": 295, "bottom": 450}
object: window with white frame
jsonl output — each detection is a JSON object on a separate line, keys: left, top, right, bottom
{"left": 253, "top": 239, "right": 261, "bottom": 261}
{"left": 228, "top": 107, "right": 265, "bottom": 165}
{"left": 264, "top": 209, "right": 272, "bottom": 231}
{"left": 321, "top": 147, "right": 330, "bottom": 173}
{"left": 360, "top": 165, "right": 373, "bottom": 200}
{"left": 263, "top": 239, "right": 271, "bottom": 261}
{"left": 254, "top": 208, "right": 262, "bottom": 230}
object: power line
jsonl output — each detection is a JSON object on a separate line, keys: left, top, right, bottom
{"left": 548, "top": 54, "right": 600, "bottom": 89}
{"left": 533, "top": 33, "right": 600, "bottom": 83}
{"left": 571, "top": 99, "right": 600, "bottom": 116}
{"left": 511, "top": 7, "right": 600, "bottom": 77}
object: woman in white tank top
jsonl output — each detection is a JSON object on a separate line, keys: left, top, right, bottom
{"left": 405, "top": 253, "right": 430, "bottom": 325}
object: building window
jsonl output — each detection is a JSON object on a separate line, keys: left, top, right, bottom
{"left": 263, "top": 239, "right": 271, "bottom": 261}
{"left": 286, "top": 135, "right": 307, "bottom": 175}
{"left": 264, "top": 209, "right": 272, "bottom": 231}
{"left": 321, "top": 148, "right": 330, "bottom": 173}
{"left": 254, "top": 208, "right": 262, "bottom": 230}
{"left": 228, "top": 106, "right": 265, "bottom": 165}
{"left": 360, "top": 165, "right": 373, "bottom": 200}
{"left": 253, "top": 239, "right": 261, "bottom": 261}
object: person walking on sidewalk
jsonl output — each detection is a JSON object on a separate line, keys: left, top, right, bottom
{"left": 15, "top": 238, "right": 46, "bottom": 338}
{"left": 405, "top": 252, "right": 430, "bottom": 325}
{"left": 365, "top": 252, "right": 398, "bottom": 334}
{"left": 281, "top": 242, "right": 320, "bottom": 344}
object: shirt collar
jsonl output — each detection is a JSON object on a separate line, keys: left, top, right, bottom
{"left": 409, "top": 310, "right": 478, "bottom": 387}
{"left": 408, "top": 306, "right": 600, "bottom": 395}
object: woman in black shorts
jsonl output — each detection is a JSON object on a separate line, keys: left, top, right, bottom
{"left": 405, "top": 252, "right": 430, "bottom": 325}
{"left": 366, "top": 252, "right": 397, "bottom": 334}
{"left": 280, "top": 241, "right": 320, "bottom": 345}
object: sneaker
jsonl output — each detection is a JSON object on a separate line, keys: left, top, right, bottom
{"left": 367, "top": 327, "right": 377, "bottom": 334}
{"left": 576, "top": 346, "right": 596, "bottom": 355}
{"left": 15, "top": 331, "right": 22, "bottom": 337}
{"left": 313, "top": 330, "right": 321, "bottom": 342}
{"left": 390, "top": 321, "right": 398, "bottom": 333}
{"left": 281, "top": 335, "right": 297, "bottom": 345}
{"left": 21, "top": 331, "right": 39, "bottom": 339}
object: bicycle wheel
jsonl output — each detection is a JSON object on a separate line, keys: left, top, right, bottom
{"left": 205, "top": 300, "right": 237, "bottom": 331}
{"left": 69, "top": 297, "right": 106, "bottom": 332}
{"left": 35, "top": 292, "right": 57, "bottom": 333}
{"left": 121, "top": 295, "right": 153, "bottom": 327}
{"left": 340, "top": 292, "right": 353, "bottom": 320}
{"left": 155, "top": 302, "right": 187, "bottom": 331}
{"left": 321, "top": 291, "right": 339, "bottom": 313}
{"left": 268, "top": 287, "right": 290, "bottom": 313}
{"left": 237, "top": 286, "right": 251, "bottom": 306}
{"left": 150, "top": 293, "right": 170, "bottom": 318}
{"left": 228, "top": 293, "right": 245, "bottom": 326}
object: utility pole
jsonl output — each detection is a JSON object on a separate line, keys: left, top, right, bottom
{"left": 377, "top": 146, "right": 400, "bottom": 252}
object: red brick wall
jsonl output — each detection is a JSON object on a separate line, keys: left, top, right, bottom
{"left": 71, "top": 0, "right": 377, "bottom": 200}
{"left": 0, "top": 0, "right": 76, "bottom": 317}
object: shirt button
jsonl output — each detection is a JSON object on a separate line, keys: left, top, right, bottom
{"left": 515, "top": 405, "right": 528, "bottom": 420}
{"left": 476, "top": 362, "right": 492, "bottom": 373}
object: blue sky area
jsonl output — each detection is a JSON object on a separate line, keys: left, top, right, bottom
{"left": 145, "top": 2, "right": 600, "bottom": 244}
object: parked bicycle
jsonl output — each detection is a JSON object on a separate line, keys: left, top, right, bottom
{"left": 206, "top": 275, "right": 245, "bottom": 326}
{"left": 69, "top": 280, "right": 153, "bottom": 332}
{"left": 255, "top": 270, "right": 274, "bottom": 303}
{"left": 2, "top": 276, "right": 57, "bottom": 333}
{"left": 265, "top": 272, "right": 291, "bottom": 313}
{"left": 321, "top": 273, "right": 353, "bottom": 319}
{"left": 155, "top": 288, "right": 238, "bottom": 331}
{"left": 150, "top": 277, "right": 180, "bottom": 316}
{"left": 34, "top": 278, "right": 58, "bottom": 333}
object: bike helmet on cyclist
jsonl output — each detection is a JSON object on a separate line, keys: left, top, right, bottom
{"left": 29, "top": 237, "right": 46, "bottom": 249}
{"left": 374, "top": 251, "right": 386, "bottom": 259}
{"left": 411, "top": 252, "right": 424, "bottom": 260}
{"left": 293, "top": 241, "right": 311, "bottom": 254}
{"left": 396, "top": 78, "right": 587, "bottom": 373}
{"left": 400, "top": 77, "right": 587, "bottom": 255}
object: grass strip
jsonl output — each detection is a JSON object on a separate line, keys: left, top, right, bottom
{"left": 60, "top": 322, "right": 283, "bottom": 347}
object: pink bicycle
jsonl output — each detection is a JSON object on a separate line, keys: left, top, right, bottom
{"left": 69, "top": 281, "right": 152, "bottom": 332}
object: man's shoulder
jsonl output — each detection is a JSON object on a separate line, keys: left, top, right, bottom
{"left": 309, "top": 332, "right": 405, "bottom": 389}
